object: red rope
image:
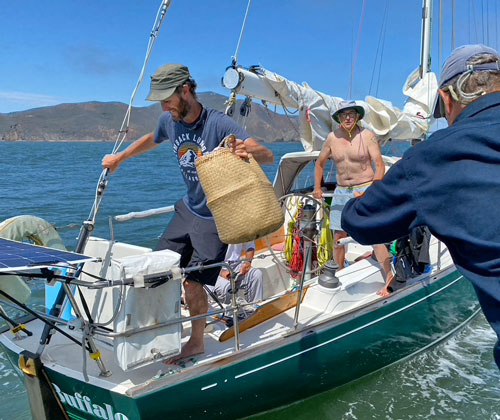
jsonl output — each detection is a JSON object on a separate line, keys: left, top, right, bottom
{"left": 289, "top": 208, "right": 304, "bottom": 277}
{"left": 290, "top": 234, "right": 304, "bottom": 278}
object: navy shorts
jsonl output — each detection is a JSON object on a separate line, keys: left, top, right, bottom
{"left": 155, "top": 199, "right": 227, "bottom": 286}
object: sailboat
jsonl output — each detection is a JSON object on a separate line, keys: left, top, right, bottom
{"left": 0, "top": 1, "right": 480, "bottom": 419}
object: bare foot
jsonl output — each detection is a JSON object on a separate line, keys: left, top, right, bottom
{"left": 164, "top": 339, "right": 204, "bottom": 365}
{"left": 377, "top": 286, "right": 390, "bottom": 297}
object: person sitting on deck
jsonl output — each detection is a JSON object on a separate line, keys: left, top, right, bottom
{"left": 207, "top": 241, "right": 263, "bottom": 306}
{"left": 313, "top": 100, "right": 394, "bottom": 297}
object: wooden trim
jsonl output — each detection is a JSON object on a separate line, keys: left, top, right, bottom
{"left": 219, "top": 286, "right": 308, "bottom": 342}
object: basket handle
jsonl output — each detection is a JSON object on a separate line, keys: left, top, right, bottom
{"left": 218, "top": 134, "right": 235, "bottom": 149}
{"left": 217, "top": 134, "right": 252, "bottom": 162}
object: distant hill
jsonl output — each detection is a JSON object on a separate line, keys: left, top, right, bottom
{"left": 0, "top": 92, "right": 299, "bottom": 142}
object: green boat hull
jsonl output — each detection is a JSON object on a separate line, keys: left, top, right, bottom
{"left": 2, "top": 271, "right": 480, "bottom": 420}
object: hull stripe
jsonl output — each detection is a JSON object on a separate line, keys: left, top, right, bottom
{"left": 201, "top": 383, "right": 218, "bottom": 391}
{"left": 235, "top": 275, "right": 468, "bottom": 379}
{"left": 68, "top": 412, "right": 89, "bottom": 420}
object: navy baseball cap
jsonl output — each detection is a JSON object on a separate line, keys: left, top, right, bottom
{"left": 433, "top": 44, "right": 500, "bottom": 118}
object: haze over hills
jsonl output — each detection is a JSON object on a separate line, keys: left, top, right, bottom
{"left": 0, "top": 92, "right": 299, "bottom": 143}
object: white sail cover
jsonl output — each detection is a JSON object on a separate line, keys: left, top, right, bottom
{"left": 224, "top": 66, "right": 438, "bottom": 151}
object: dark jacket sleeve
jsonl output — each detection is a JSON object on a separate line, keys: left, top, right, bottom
{"left": 341, "top": 158, "right": 419, "bottom": 245}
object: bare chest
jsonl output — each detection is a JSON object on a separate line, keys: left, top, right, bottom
{"left": 331, "top": 137, "right": 368, "bottom": 164}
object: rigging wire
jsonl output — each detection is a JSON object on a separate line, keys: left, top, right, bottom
{"left": 232, "top": 0, "right": 253, "bottom": 66}
{"left": 468, "top": 0, "right": 471, "bottom": 43}
{"left": 452, "top": 0, "right": 455, "bottom": 49}
{"left": 85, "top": 0, "right": 171, "bottom": 235}
{"left": 374, "top": 13, "right": 388, "bottom": 97}
{"left": 368, "top": 0, "right": 389, "bottom": 96}
{"left": 471, "top": 0, "right": 479, "bottom": 43}
{"left": 439, "top": 0, "right": 443, "bottom": 70}
{"left": 495, "top": 2, "right": 498, "bottom": 49}
{"left": 347, "top": 0, "right": 366, "bottom": 100}
{"left": 486, "top": 0, "right": 490, "bottom": 45}
{"left": 111, "top": 2, "right": 170, "bottom": 155}
{"left": 467, "top": 0, "right": 471, "bottom": 43}
{"left": 496, "top": 0, "right": 498, "bottom": 49}
{"left": 482, "top": 0, "right": 485, "bottom": 43}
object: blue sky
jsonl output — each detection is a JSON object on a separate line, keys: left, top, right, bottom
{"left": 1, "top": 0, "right": 498, "bottom": 114}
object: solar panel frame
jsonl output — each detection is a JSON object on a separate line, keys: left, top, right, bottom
{"left": 0, "top": 238, "right": 98, "bottom": 273}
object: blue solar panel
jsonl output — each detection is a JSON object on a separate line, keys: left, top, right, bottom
{"left": 0, "top": 238, "right": 97, "bottom": 272}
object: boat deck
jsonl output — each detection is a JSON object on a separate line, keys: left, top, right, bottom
{"left": 0, "top": 236, "right": 454, "bottom": 396}
{"left": 2, "top": 260, "right": 387, "bottom": 394}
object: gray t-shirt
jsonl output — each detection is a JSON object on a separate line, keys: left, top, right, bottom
{"left": 154, "top": 108, "right": 249, "bottom": 217}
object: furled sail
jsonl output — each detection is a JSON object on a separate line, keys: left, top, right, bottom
{"left": 223, "top": 66, "right": 438, "bottom": 151}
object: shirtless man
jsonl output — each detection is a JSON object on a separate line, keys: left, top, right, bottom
{"left": 313, "top": 100, "right": 394, "bottom": 296}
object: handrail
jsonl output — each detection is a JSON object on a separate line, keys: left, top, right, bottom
{"left": 3, "top": 260, "right": 247, "bottom": 357}
{"left": 114, "top": 205, "right": 175, "bottom": 222}
{"left": 93, "top": 305, "right": 246, "bottom": 339}
{"left": 0, "top": 284, "right": 257, "bottom": 342}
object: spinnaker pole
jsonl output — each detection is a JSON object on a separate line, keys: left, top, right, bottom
{"left": 38, "top": 0, "right": 172, "bottom": 353}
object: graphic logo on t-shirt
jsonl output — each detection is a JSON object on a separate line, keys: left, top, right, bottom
{"left": 178, "top": 145, "right": 202, "bottom": 168}
{"left": 173, "top": 136, "right": 207, "bottom": 182}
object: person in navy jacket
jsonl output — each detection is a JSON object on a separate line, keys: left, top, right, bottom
{"left": 341, "top": 44, "right": 500, "bottom": 370}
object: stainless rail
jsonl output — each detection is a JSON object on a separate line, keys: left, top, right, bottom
{"left": 114, "top": 205, "right": 175, "bottom": 222}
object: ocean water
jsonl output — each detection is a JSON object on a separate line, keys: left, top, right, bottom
{"left": 0, "top": 141, "right": 499, "bottom": 420}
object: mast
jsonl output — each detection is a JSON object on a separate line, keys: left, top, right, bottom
{"left": 420, "top": 0, "right": 433, "bottom": 77}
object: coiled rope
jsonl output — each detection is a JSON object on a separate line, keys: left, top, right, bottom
{"left": 317, "top": 207, "right": 333, "bottom": 266}
{"left": 285, "top": 198, "right": 303, "bottom": 263}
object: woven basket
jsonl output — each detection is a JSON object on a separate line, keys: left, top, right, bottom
{"left": 195, "top": 148, "right": 284, "bottom": 244}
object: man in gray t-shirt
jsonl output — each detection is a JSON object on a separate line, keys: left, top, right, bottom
{"left": 102, "top": 63, "right": 273, "bottom": 364}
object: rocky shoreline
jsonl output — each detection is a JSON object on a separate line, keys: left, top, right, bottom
{"left": 0, "top": 93, "right": 299, "bottom": 143}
